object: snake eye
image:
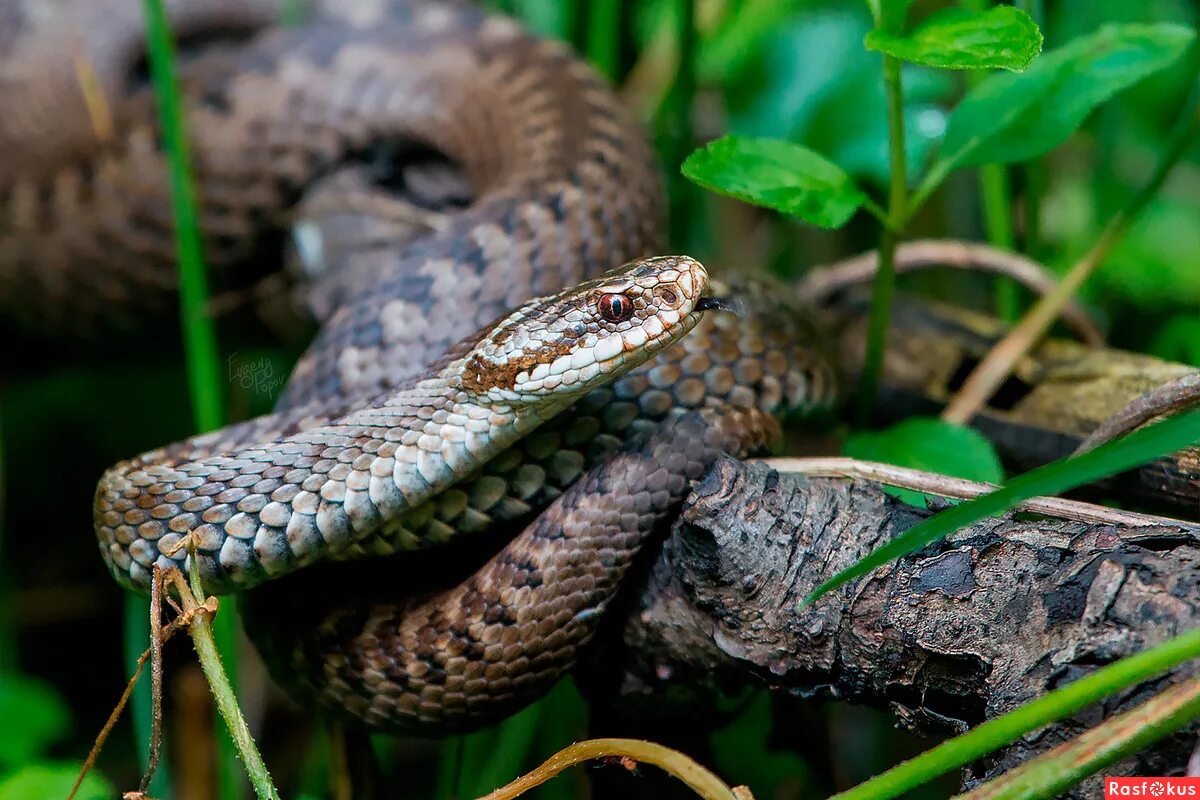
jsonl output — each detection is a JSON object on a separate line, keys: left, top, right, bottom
{"left": 597, "top": 293, "right": 635, "bottom": 323}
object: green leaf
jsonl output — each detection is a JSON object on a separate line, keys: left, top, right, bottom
{"left": 865, "top": 7, "right": 1042, "bottom": 71}
{"left": 921, "top": 23, "right": 1195, "bottom": 195}
{"left": 0, "top": 763, "right": 112, "bottom": 800}
{"left": 0, "top": 675, "right": 70, "bottom": 770}
{"left": 803, "top": 405, "right": 1200, "bottom": 606}
{"left": 683, "top": 135, "right": 869, "bottom": 228}
{"left": 828, "top": 627, "right": 1200, "bottom": 800}
{"left": 844, "top": 418, "right": 1003, "bottom": 506}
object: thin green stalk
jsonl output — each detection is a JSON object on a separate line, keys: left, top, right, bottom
{"left": 183, "top": 567, "right": 281, "bottom": 800}
{"left": 140, "top": 0, "right": 242, "bottom": 794}
{"left": 857, "top": 53, "right": 908, "bottom": 424}
{"left": 829, "top": 628, "right": 1200, "bottom": 800}
{"left": 0, "top": 398, "right": 12, "bottom": 675}
{"left": 979, "top": 165, "right": 1018, "bottom": 319}
{"left": 1022, "top": 158, "right": 1045, "bottom": 258}
{"left": 943, "top": 95, "right": 1200, "bottom": 424}
{"left": 215, "top": 597, "right": 244, "bottom": 799}
{"left": 569, "top": 0, "right": 588, "bottom": 52}
{"left": 959, "top": 0, "right": 1019, "bottom": 321}
{"left": 1014, "top": 0, "right": 1044, "bottom": 261}
{"left": 586, "top": 0, "right": 622, "bottom": 81}
{"left": 958, "top": 678, "right": 1200, "bottom": 800}
{"left": 662, "top": 0, "right": 697, "bottom": 250}
{"left": 140, "top": 0, "right": 224, "bottom": 435}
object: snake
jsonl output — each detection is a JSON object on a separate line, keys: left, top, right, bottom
{"left": 2, "top": 0, "right": 839, "bottom": 734}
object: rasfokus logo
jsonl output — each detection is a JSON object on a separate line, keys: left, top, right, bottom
{"left": 1105, "top": 778, "right": 1200, "bottom": 798}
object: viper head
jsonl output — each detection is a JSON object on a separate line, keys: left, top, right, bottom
{"left": 461, "top": 256, "right": 718, "bottom": 404}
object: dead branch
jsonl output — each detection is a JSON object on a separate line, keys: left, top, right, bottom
{"left": 800, "top": 239, "right": 1105, "bottom": 346}
{"left": 592, "top": 457, "right": 1200, "bottom": 798}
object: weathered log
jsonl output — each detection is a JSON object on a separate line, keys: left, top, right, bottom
{"left": 599, "top": 457, "right": 1200, "bottom": 795}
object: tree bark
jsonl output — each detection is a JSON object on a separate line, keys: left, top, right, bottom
{"left": 600, "top": 456, "right": 1200, "bottom": 795}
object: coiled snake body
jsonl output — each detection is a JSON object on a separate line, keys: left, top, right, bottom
{"left": 2, "top": 0, "right": 838, "bottom": 733}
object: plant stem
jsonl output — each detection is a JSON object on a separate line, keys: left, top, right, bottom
{"left": 662, "top": 0, "right": 697, "bottom": 250}
{"left": 1014, "top": 0, "right": 1045, "bottom": 261}
{"left": 140, "top": 0, "right": 224, "bottom": 435}
{"left": 180, "top": 566, "right": 281, "bottom": 800}
{"left": 857, "top": 53, "right": 908, "bottom": 425}
{"left": 586, "top": 0, "right": 622, "bottom": 81}
{"left": 957, "top": 678, "right": 1200, "bottom": 800}
{"left": 942, "top": 96, "right": 1200, "bottom": 424}
{"left": 141, "top": 0, "right": 243, "bottom": 793}
{"left": 479, "top": 738, "right": 743, "bottom": 800}
{"left": 0, "top": 399, "right": 12, "bottom": 676}
{"left": 979, "top": 165, "right": 1018, "bottom": 319}
{"left": 125, "top": 596, "right": 172, "bottom": 796}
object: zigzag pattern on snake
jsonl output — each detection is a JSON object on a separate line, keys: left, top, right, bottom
{"left": 0, "top": 0, "right": 839, "bottom": 734}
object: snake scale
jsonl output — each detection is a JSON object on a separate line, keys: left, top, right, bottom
{"left": 1, "top": 0, "right": 838, "bottom": 734}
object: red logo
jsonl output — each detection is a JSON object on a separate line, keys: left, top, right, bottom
{"left": 1106, "top": 778, "right": 1200, "bottom": 798}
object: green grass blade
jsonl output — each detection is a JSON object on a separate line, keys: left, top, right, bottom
{"left": 586, "top": 0, "right": 622, "bottom": 80}
{"left": 140, "top": 0, "right": 224, "bottom": 435}
{"left": 0, "top": 399, "right": 12, "bottom": 676}
{"left": 139, "top": 1, "right": 241, "bottom": 795}
{"left": 803, "top": 406, "right": 1200, "bottom": 606}
{"left": 956, "top": 678, "right": 1200, "bottom": 800}
{"left": 662, "top": 0, "right": 698, "bottom": 250}
{"left": 829, "top": 627, "right": 1200, "bottom": 800}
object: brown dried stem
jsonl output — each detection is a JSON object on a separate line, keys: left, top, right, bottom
{"left": 475, "top": 738, "right": 751, "bottom": 800}
{"left": 800, "top": 239, "right": 1105, "bottom": 346}
{"left": 941, "top": 98, "right": 1200, "bottom": 424}
{"left": 1075, "top": 373, "right": 1200, "bottom": 455}
{"left": 757, "top": 457, "right": 1199, "bottom": 530}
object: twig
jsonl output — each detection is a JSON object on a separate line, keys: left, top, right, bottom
{"left": 70, "top": 649, "right": 152, "bottom": 800}
{"left": 941, "top": 94, "right": 1200, "bottom": 424}
{"left": 137, "top": 569, "right": 167, "bottom": 793}
{"left": 800, "top": 239, "right": 1104, "bottom": 345}
{"left": 475, "top": 738, "right": 751, "bottom": 800}
{"left": 1075, "top": 373, "right": 1200, "bottom": 455}
{"left": 71, "top": 614, "right": 191, "bottom": 800}
{"left": 756, "top": 457, "right": 1200, "bottom": 531}
{"left": 167, "top": 557, "right": 282, "bottom": 800}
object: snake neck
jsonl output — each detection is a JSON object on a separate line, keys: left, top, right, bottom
{"left": 95, "top": 356, "right": 580, "bottom": 592}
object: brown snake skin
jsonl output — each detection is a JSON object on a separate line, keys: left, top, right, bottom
{"left": 1, "top": 0, "right": 839, "bottom": 734}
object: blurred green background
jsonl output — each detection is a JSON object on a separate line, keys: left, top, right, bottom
{"left": 0, "top": 0, "right": 1197, "bottom": 798}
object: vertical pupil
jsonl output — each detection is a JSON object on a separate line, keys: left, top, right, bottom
{"left": 600, "top": 293, "right": 632, "bottom": 322}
